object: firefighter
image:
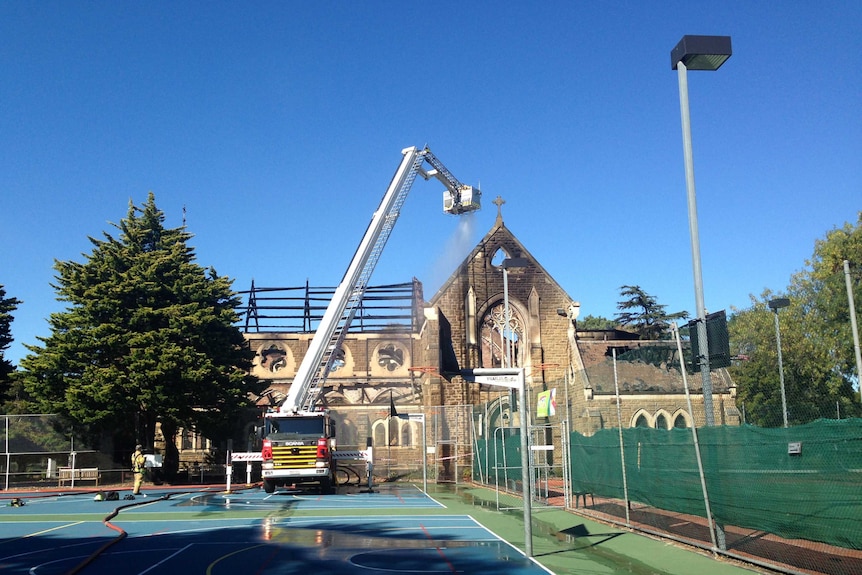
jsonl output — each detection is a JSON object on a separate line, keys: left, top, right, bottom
{"left": 131, "top": 444, "right": 146, "bottom": 495}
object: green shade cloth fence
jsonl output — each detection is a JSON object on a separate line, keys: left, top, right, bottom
{"left": 475, "top": 419, "right": 862, "bottom": 550}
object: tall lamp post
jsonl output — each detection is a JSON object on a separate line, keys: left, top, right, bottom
{"left": 769, "top": 298, "right": 791, "bottom": 427}
{"left": 672, "top": 35, "right": 732, "bottom": 427}
{"left": 501, "top": 257, "right": 529, "bottom": 368}
{"left": 502, "top": 257, "right": 529, "bottom": 428}
{"left": 844, "top": 260, "right": 862, "bottom": 403}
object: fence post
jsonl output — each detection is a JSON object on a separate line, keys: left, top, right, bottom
{"left": 674, "top": 323, "right": 719, "bottom": 552}
{"left": 4, "top": 416, "right": 9, "bottom": 491}
{"left": 612, "top": 348, "right": 631, "bottom": 525}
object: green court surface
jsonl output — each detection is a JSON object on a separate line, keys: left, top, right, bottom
{"left": 436, "top": 486, "right": 763, "bottom": 575}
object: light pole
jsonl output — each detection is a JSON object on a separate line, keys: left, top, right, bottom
{"left": 501, "top": 257, "right": 529, "bottom": 368}
{"left": 672, "top": 35, "right": 732, "bottom": 427}
{"left": 844, "top": 260, "right": 862, "bottom": 403}
{"left": 769, "top": 298, "right": 791, "bottom": 427}
{"left": 502, "top": 257, "right": 528, "bottom": 428}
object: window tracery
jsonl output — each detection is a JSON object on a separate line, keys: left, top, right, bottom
{"left": 480, "top": 301, "right": 523, "bottom": 368}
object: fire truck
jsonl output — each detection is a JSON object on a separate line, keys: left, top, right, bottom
{"left": 259, "top": 146, "right": 480, "bottom": 494}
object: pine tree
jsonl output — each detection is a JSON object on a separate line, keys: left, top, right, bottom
{"left": 613, "top": 285, "right": 689, "bottom": 340}
{"left": 21, "top": 193, "right": 262, "bottom": 476}
{"left": 0, "top": 284, "right": 22, "bottom": 394}
{"left": 577, "top": 314, "right": 616, "bottom": 331}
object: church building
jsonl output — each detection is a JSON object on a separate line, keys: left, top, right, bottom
{"left": 221, "top": 198, "right": 739, "bottom": 476}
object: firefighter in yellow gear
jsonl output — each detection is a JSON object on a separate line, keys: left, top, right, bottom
{"left": 131, "top": 444, "right": 146, "bottom": 495}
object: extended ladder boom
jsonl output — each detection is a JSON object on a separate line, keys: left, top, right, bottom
{"left": 280, "top": 146, "right": 479, "bottom": 414}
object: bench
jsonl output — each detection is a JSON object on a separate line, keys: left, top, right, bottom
{"left": 573, "top": 491, "right": 594, "bottom": 508}
{"left": 58, "top": 467, "right": 100, "bottom": 487}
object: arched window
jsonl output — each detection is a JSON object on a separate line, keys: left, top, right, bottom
{"left": 655, "top": 413, "right": 669, "bottom": 430}
{"left": 634, "top": 414, "right": 650, "bottom": 428}
{"left": 401, "top": 423, "right": 412, "bottom": 446}
{"left": 373, "top": 421, "right": 387, "bottom": 446}
{"left": 479, "top": 301, "right": 523, "bottom": 368}
{"left": 673, "top": 413, "right": 690, "bottom": 428}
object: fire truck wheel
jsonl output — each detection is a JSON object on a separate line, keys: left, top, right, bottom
{"left": 263, "top": 478, "right": 276, "bottom": 494}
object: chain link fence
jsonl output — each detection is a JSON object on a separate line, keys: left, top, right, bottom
{"left": 467, "top": 350, "right": 862, "bottom": 575}
{"left": 8, "top": 371, "right": 861, "bottom": 575}
{"left": 0, "top": 414, "right": 109, "bottom": 489}
{"left": 320, "top": 403, "right": 475, "bottom": 489}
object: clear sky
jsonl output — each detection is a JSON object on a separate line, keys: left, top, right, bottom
{"left": 1, "top": 2, "right": 859, "bottom": 365}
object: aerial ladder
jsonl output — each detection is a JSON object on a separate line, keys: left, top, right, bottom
{"left": 257, "top": 146, "right": 480, "bottom": 494}
{"left": 280, "top": 146, "right": 480, "bottom": 414}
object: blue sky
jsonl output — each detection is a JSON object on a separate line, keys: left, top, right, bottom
{"left": 1, "top": 2, "right": 859, "bottom": 365}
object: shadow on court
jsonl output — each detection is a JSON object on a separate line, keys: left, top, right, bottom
{"left": 0, "top": 486, "right": 549, "bottom": 575}
{"left": 1, "top": 522, "right": 542, "bottom": 575}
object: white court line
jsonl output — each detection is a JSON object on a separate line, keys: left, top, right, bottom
{"left": 275, "top": 515, "right": 496, "bottom": 540}
{"left": 281, "top": 515, "right": 477, "bottom": 525}
{"left": 14, "top": 521, "right": 85, "bottom": 539}
{"left": 136, "top": 543, "right": 194, "bottom": 575}
{"left": 121, "top": 519, "right": 259, "bottom": 538}
{"left": 1, "top": 531, "right": 100, "bottom": 563}
{"left": 466, "top": 514, "right": 555, "bottom": 574}
{"left": 419, "top": 489, "right": 448, "bottom": 509}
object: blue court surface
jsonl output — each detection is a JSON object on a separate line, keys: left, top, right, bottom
{"left": 0, "top": 484, "right": 553, "bottom": 574}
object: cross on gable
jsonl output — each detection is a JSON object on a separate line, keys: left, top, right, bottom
{"left": 493, "top": 196, "right": 505, "bottom": 223}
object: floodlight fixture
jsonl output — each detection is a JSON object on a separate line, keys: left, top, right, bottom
{"left": 501, "top": 257, "right": 529, "bottom": 270}
{"left": 672, "top": 35, "right": 732, "bottom": 71}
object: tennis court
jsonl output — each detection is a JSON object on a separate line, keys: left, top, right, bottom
{"left": 0, "top": 483, "right": 764, "bottom": 574}
{"left": 1, "top": 484, "right": 553, "bottom": 574}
